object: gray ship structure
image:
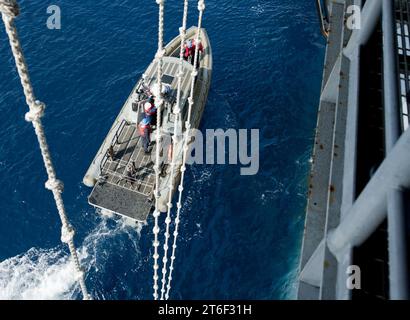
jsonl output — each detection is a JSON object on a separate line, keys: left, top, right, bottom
{"left": 298, "top": 0, "right": 410, "bottom": 300}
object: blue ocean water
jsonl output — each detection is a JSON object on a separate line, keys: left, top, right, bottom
{"left": 0, "top": 0, "right": 324, "bottom": 300}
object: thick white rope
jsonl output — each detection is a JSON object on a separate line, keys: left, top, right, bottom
{"left": 0, "top": 0, "right": 90, "bottom": 300}
{"left": 165, "top": 0, "right": 205, "bottom": 300}
{"left": 152, "top": 0, "right": 165, "bottom": 301}
{"left": 159, "top": 0, "right": 189, "bottom": 301}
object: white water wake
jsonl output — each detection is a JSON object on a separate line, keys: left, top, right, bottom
{"left": 0, "top": 215, "right": 144, "bottom": 300}
{"left": 0, "top": 247, "right": 77, "bottom": 300}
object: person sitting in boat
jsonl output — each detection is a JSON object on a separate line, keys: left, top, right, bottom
{"left": 184, "top": 39, "right": 204, "bottom": 66}
{"left": 161, "top": 83, "right": 172, "bottom": 97}
{"left": 138, "top": 117, "right": 152, "bottom": 154}
{"left": 150, "top": 83, "right": 171, "bottom": 99}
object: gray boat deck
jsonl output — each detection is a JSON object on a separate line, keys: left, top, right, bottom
{"left": 88, "top": 121, "right": 155, "bottom": 221}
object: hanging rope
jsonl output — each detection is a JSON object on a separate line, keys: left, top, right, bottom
{"left": 152, "top": 0, "right": 165, "bottom": 301}
{"left": 165, "top": 0, "right": 206, "bottom": 300}
{"left": 0, "top": 0, "right": 90, "bottom": 300}
{"left": 159, "top": 0, "right": 189, "bottom": 301}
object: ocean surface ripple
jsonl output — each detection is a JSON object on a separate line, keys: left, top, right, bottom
{"left": 0, "top": 0, "right": 324, "bottom": 299}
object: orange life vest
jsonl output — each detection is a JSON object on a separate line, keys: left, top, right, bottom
{"left": 139, "top": 123, "right": 150, "bottom": 136}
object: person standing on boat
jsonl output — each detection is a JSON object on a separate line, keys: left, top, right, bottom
{"left": 184, "top": 39, "right": 203, "bottom": 66}
{"left": 144, "top": 101, "right": 157, "bottom": 125}
{"left": 183, "top": 39, "right": 193, "bottom": 62}
{"left": 138, "top": 117, "right": 152, "bottom": 154}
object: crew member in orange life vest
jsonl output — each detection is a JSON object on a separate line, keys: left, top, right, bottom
{"left": 138, "top": 117, "right": 152, "bottom": 154}
{"left": 183, "top": 39, "right": 204, "bottom": 66}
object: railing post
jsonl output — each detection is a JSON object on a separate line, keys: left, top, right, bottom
{"left": 383, "top": 0, "right": 410, "bottom": 300}
{"left": 327, "top": 128, "right": 410, "bottom": 261}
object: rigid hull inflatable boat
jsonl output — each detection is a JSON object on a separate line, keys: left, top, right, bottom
{"left": 83, "top": 27, "right": 212, "bottom": 222}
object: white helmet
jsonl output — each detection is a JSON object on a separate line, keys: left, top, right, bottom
{"left": 144, "top": 102, "right": 152, "bottom": 112}
{"left": 186, "top": 39, "right": 193, "bottom": 48}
